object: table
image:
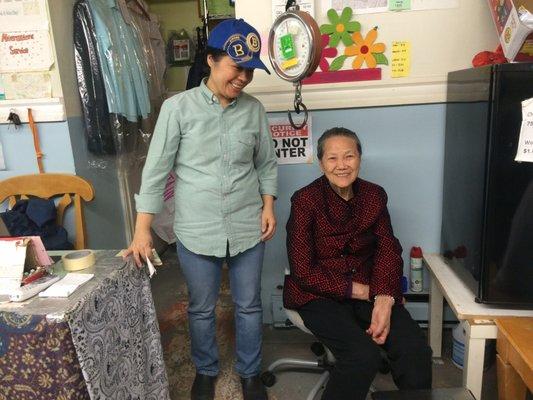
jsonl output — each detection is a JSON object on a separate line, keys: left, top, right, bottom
{"left": 0, "top": 250, "right": 170, "bottom": 400}
{"left": 495, "top": 317, "right": 533, "bottom": 400}
{"left": 424, "top": 254, "right": 533, "bottom": 400}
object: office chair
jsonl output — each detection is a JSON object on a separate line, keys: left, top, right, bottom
{"left": 262, "top": 306, "right": 336, "bottom": 400}
{"left": 0, "top": 173, "right": 95, "bottom": 249}
{"left": 262, "top": 271, "right": 387, "bottom": 400}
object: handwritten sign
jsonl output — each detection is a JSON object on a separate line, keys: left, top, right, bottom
{"left": 391, "top": 41, "right": 410, "bottom": 78}
{"left": 268, "top": 117, "right": 313, "bottom": 165}
{"left": 0, "top": 30, "right": 53, "bottom": 72}
{"left": 515, "top": 98, "right": 533, "bottom": 163}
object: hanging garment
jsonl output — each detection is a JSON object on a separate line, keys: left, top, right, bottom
{"left": 73, "top": 0, "right": 115, "bottom": 155}
{"left": 118, "top": 0, "right": 166, "bottom": 112}
{"left": 87, "top": 0, "right": 151, "bottom": 122}
{"left": 186, "top": 26, "right": 208, "bottom": 90}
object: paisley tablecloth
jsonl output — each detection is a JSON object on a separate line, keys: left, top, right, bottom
{"left": 0, "top": 251, "right": 169, "bottom": 400}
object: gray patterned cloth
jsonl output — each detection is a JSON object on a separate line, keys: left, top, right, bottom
{"left": 65, "top": 252, "right": 170, "bottom": 400}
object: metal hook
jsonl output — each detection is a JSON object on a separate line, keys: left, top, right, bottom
{"left": 288, "top": 81, "right": 308, "bottom": 130}
{"left": 288, "top": 102, "right": 308, "bottom": 130}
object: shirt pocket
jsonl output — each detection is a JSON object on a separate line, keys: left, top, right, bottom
{"left": 232, "top": 130, "right": 256, "bottom": 164}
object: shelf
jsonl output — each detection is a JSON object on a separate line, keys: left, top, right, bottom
{"left": 0, "top": 98, "right": 65, "bottom": 124}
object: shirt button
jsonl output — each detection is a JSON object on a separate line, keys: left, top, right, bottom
{"left": 340, "top": 254, "right": 345, "bottom": 258}
{"left": 351, "top": 269, "right": 356, "bottom": 273}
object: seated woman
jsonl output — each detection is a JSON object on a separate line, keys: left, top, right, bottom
{"left": 284, "top": 127, "right": 432, "bottom": 400}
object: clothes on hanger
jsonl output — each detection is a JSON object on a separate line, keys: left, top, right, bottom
{"left": 118, "top": 0, "right": 166, "bottom": 112}
{"left": 73, "top": 0, "right": 115, "bottom": 155}
{"left": 86, "top": 0, "right": 151, "bottom": 122}
{"left": 186, "top": 24, "right": 208, "bottom": 89}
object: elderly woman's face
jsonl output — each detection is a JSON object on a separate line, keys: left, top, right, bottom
{"left": 319, "top": 135, "right": 361, "bottom": 190}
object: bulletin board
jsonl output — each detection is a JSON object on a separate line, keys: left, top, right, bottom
{"left": 0, "top": 0, "right": 64, "bottom": 123}
{"left": 237, "top": 0, "right": 500, "bottom": 111}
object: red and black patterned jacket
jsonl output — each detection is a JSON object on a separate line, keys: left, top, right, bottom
{"left": 283, "top": 175, "right": 403, "bottom": 309}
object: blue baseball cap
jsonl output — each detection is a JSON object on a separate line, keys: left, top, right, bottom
{"left": 208, "top": 18, "right": 270, "bottom": 74}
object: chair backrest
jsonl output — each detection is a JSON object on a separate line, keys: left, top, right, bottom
{"left": 0, "top": 173, "right": 95, "bottom": 250}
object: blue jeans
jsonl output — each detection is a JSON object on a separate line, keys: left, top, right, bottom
{"left": 176, "top": 240, "right": 265, "bottom": 378}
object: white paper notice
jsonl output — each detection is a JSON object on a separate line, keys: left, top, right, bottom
{"left": 2, "top": 72, "right": 51, "bottom": 99}
{"left": 411, "top": 0, "right": 458, "bottom": 11}
{"left": 0, "top": 74, "right": 5, "bottom": 100}
{"left": 331, "top": 0, "right": 388, "bottom": 14}
{"left": 0, "top": 141, "right": 5, "bottom": 170}
{"left": 515, "top": 98, "right": 533, "bottom": 162}
{"left": 272, "top": 0, "right": 314, "bottom": 22}
{"left": 0, "top": 31, "right": 54, "bottom": 73}
{"left": 269, "top": 116, "right": 313, "bottom": 165}
{"left": 0, "top": 0, "right": 48, "bottom": 32}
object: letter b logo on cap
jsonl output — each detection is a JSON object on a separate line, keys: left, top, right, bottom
{"left": 233, "top": 43, "right": 245, "bottom": 56}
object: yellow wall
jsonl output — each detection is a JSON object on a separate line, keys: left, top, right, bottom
{"left": 148, "top": 0, "right": 200, "bottom": 93}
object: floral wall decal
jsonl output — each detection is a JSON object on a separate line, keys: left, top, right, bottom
{"left": 344, "top": 28, "right": 388, "bottom": 69}
{"left": 318, "top": 34, "right": 339, "bottom": 72}
{"left": 319, "top": 7, "right": 361, "bottom": 47}
{"left": 317, "top": 7, "right": 388, "bottom": 72}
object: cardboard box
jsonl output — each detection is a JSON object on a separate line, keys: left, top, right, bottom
{"left": 488, "top": 0, "right": 533, "bottom": 61}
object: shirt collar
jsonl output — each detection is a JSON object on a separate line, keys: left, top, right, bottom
{"left": 199, "top": 78, "right": 238, "bottom": 107}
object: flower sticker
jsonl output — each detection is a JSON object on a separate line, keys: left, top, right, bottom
{"left": 320, "top": 7, "right": 361, "bottom": 47}
{"left": 344, "top": 27, "right": 388, "bottom": 69}
{"left": 318, "top": 34, "right": 338, "bottom": 72}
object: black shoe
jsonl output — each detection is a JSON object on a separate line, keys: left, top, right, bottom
{"left": 191, "top": 373, "right": 216, "bottom": 400}
{"left": 241, "top": 375, "right": 268, "bottom": 400}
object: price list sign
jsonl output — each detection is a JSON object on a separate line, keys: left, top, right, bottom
{"left": 515, "top": 98, "right": 533, "bottom": 163}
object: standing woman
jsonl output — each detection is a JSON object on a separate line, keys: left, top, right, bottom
{"left": 125, "top": 19, "right": 277, "bottom": 400}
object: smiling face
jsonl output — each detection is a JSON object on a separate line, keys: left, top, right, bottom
{"left": 206, "top": 54, "right": 254, "bottom": 107}
{"left": 319, "top": 135, "right": 361, "bottom": 196}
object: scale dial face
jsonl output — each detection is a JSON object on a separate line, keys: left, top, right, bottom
{"left": 268, "top": 10, "right": 321, "bottom": 82}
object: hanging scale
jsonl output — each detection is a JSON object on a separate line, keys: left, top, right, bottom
{"left": 268, "top": 0, "right": 321, "bottom": 129}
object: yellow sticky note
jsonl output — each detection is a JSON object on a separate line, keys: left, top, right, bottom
{"left": 391, "top": 41, "right": 410, "bottom": 78}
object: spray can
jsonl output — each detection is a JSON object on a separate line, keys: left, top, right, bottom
{"left": 410, "top": 246, "right": 423, "bottom": 292}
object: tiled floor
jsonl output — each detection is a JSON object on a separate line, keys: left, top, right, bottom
{"left": 151, "top": 246, "right": 498, "bottom": 400}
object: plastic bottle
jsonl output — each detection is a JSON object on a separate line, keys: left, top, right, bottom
{"left": 409, "top": 246, "right": 423, "bottom": 292}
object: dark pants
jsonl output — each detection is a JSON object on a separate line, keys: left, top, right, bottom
{"left": 298, "top": 299, "right": 432, "bottom": 400}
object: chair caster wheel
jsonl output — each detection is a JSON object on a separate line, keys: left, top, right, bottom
{"left": 311, "top": 342, "right": 325, "bottom": 357}
{"left": 260, "top": 371, "right": 276, "bottom": 387}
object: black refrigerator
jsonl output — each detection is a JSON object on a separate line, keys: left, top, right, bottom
{"left": 441, "top": 63, "right": 533, "bottom": 307}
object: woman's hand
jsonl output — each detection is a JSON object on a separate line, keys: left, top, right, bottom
{"left": 122, "top": 213, "right": 154, "bottom": 267}
{"left": 261, "top": 195, "right": 276, "bottom": 241}
{"left": 350, "top": 282, "right": 369, "bottom": 300}
{"left": 366, "top": 295, "right": 394, "bottom": 345}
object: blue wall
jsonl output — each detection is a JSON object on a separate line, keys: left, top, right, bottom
{"left": 1, "top": 103, "right": 447, "bottom": 323}
{"left": 0, "top": 118, "right": 127, "bottom": 249}
{"left": 0, "top": 121, "right": 75, "bottom": 178}
{"left": 262, "top": 103, "right": 446, "bottom": 322}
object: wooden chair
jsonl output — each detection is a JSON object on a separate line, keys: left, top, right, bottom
{"left": 0, "top": 173, "right": 95, "bottom": 249}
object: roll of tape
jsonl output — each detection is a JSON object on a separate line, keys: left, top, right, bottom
{"left": 62, "top": 250, "right": 95, "bottom": 271}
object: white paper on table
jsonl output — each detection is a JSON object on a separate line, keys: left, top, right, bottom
{"left": 2, "top": 72, "right": 51, "bottom": 99}
{"left": 38, "top": 273, "right": 94, "bottom": 298}
{"left": 0, "top": 30, "right": 54, "bottom": 73}
{"left": 0, "top": 0, "right": 49, "bottom": 32}
{"left": 515, "top": 98, "right": 533, "bottom": 163}
{"left": 0, "top": 239, "right": 28, "bottom": 295}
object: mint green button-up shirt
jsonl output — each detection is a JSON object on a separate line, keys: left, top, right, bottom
{"left": 135, "top": 80, "right": 278, "bottom": 257}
